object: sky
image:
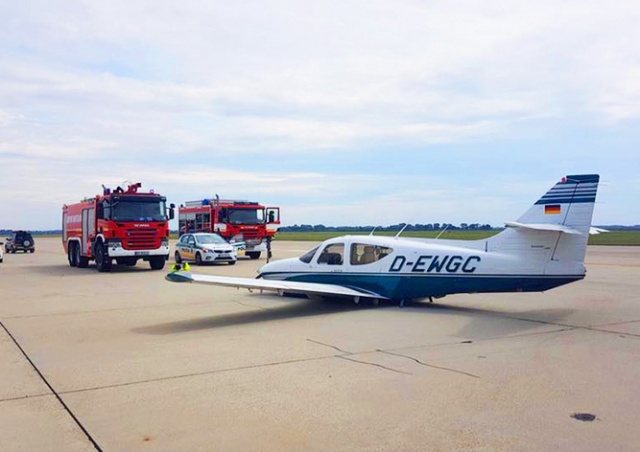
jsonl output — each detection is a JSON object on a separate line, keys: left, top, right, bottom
{"left": 1, "top": 0, "right": 639, "bottom": 230}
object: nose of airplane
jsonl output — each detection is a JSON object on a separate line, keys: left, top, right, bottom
{"left": 257, "top": 258, "right": 293, "bottom": 278}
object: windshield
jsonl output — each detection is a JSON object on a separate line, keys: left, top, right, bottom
{"left": 196, "top": 234, "right": 226, "bottom": 244}
{"left": 228, "top": 208, "right": 264, "bottom": 225}
{"left": 299, "top": 245, "right": 320, "bottom": 263}
{"left": 111, "top": 197, "right": 167, "bottom": 221}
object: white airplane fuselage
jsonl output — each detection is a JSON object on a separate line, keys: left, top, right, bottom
{"left": 257, "top": 232, "right": 585, "bottom": 301}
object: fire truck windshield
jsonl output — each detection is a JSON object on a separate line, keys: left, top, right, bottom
{"left": 228, "top": 208, "right": 264, "bottom": 225}
{"left": 111, "top": 197, "right": 167, "bottom": 222}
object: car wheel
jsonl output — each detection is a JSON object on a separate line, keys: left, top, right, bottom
{"left": 195, "top": 252, "right": 203, "bottom": 265}
{"left": 247, "top": 252, "right": 261, "bottom": 259}
{"left": 174, "top": 251, "right": 182, "bottom": 264}
{"left": 228, "top": 261, "right": 236, "bottom": 265}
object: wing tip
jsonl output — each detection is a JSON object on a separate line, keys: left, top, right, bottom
{"left": 165, "top": 271, "right": 194, "bottom": 283}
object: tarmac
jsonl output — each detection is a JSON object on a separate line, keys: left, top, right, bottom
{"left": 1, "top": 237, "right": 639, "bottom": 451}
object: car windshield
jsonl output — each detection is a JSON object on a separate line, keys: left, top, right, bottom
{"left": 228, "top": 208, "right": 264, "bottom": 225}
{"left": 111, "top": 197, "right": 167, "bottom": 221}
{"left": 197, "top": 234, "right": 226, "bottom": 244}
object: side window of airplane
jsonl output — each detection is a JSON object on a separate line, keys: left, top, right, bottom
{"left": 299, "top": 245, "right": 320, "bottom": 264}
{"left": 317, "top": 243, "right": 344, "bottom": 265}
{"left": 350, "top": 243, "right": 394, "bottom": 265}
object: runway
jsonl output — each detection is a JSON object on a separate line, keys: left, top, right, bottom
{"left": 1, "top": 238, "right": 639, "bottom": 450}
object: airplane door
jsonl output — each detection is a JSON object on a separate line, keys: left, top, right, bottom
{"left": 313, "top": 242, "right": 345, "bottom": 273}
{"left": 346, "top": 242, "right": 392, "bottom": 273}
{"left": 82, "top": 208, "right": 95, "bottom": 255}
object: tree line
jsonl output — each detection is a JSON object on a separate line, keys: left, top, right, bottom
{"left": 279, "top": 223, "right": 496, "bottom": 232}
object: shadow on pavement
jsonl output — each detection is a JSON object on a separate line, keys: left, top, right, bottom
{"left": 25, "top": 264, "right": 165, "bottom": 277}
{"left": 134, "top": 291, "right": 575, "bottom": 340}
{"left": 133, "top": 298, "right": 369, "bottom": 335}
{"left": 401, "top": 301, "right": 576, "bottom": 339}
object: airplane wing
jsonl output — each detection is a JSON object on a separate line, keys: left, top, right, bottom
{"left": 165, "top": 272, "right": 388, "bottom": 300}
{"left": 589, "top": 227, "right": 610, "bottom": 235}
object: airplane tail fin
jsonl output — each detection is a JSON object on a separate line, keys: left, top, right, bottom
{"left": 490, "top": 174, "right": 600, "bottom": 275}
{"left": 515, "top": 174, "right": 600, "bottom": 233}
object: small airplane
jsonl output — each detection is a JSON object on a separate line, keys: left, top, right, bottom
{"left": 166, "top": 174, "right": 600, "bottom": 305}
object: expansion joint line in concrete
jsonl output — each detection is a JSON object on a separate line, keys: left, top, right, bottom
{"left": 0, "top": 320, "right": 103, "bottom": 452}
{"left": 0, "top": 393, "right": 51, "bottom": 404}
{"left": 499, "top": 315, "right": 640, "bottom": 338}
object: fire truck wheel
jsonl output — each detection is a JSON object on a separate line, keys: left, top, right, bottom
{"left": 174, "top": 251, "right": 182, "bottom": 264}
{"left": 94, "top": 243, "right": 112, "bottom": 272}
{"left": 68, "top": 243, "right": 78, "bottom": 267}
{"left": 149, "top": 256, "right": 166, "bottom": 270}
{"left": 247, "top": 252, "right": 261, "bottom": 259}
{"left": 77, "top": 252, "right": 89, "bottom": 268}
{"left": 195, "top": 252, "right": 203, "bottom": 265}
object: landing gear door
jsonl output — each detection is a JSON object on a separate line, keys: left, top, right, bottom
{"left": 82, "top": 208, "right": 95, "bottom": 254}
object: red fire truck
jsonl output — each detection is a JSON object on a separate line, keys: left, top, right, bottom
{"left": 62, "top": 183, "right": 175, "bottom": 272}
{"left": 178, "top": 196, "right": 280, "bottom": 259}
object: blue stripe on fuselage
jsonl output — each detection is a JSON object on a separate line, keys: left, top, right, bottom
{"left": 259, "top": 272, "right": 584, "bottom": 300}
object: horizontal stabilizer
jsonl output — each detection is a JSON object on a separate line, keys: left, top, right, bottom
{"left": 166, "top": 272, "right": 388, "bottom": 300}
{"left": 505, "top": 221, "right": 582, "bottom": 235}
{"left": 589, "top": 227, "right": 610, "bottom": 235}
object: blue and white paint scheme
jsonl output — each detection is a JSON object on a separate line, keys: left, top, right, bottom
{"left": 166, "top": 174, "right": 600, "bottom": 303}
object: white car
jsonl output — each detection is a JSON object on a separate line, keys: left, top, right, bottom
{"left": 174, "top": 233, "right": 237, "bottom": 265}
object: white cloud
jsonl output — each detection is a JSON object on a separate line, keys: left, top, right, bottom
{"left": 1, "top": 0, "right": 639, "bottom": 228}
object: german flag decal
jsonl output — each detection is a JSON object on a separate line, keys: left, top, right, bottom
{"left": 545, "top": 204, "right": 561, "bottom": 215}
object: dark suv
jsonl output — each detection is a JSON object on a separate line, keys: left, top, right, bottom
{"left": 5, "top": 231, "right": 35, "bottom": 253}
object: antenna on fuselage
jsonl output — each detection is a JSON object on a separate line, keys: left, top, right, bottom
{"left": 394, "top": 223, "right": 409, "bottom": 238}
{"left": 435, "top": 224, "right": 450, "bottom": 239}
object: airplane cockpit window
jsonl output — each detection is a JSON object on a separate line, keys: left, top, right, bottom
{"left": 350, "top": 243, "right": 393, "bottom": 265}
{"left": 317, "top": 243, "right": 344, "bottom": 265}
{"left": 299, "top": 245, "right": 320, "bottom": 264}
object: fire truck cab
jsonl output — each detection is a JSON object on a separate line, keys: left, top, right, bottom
{"left": 62, "top": 183, "right": 174, "bottom": 272}
{"left": 178, "top": 197, "right": 280, "bottom": 259}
